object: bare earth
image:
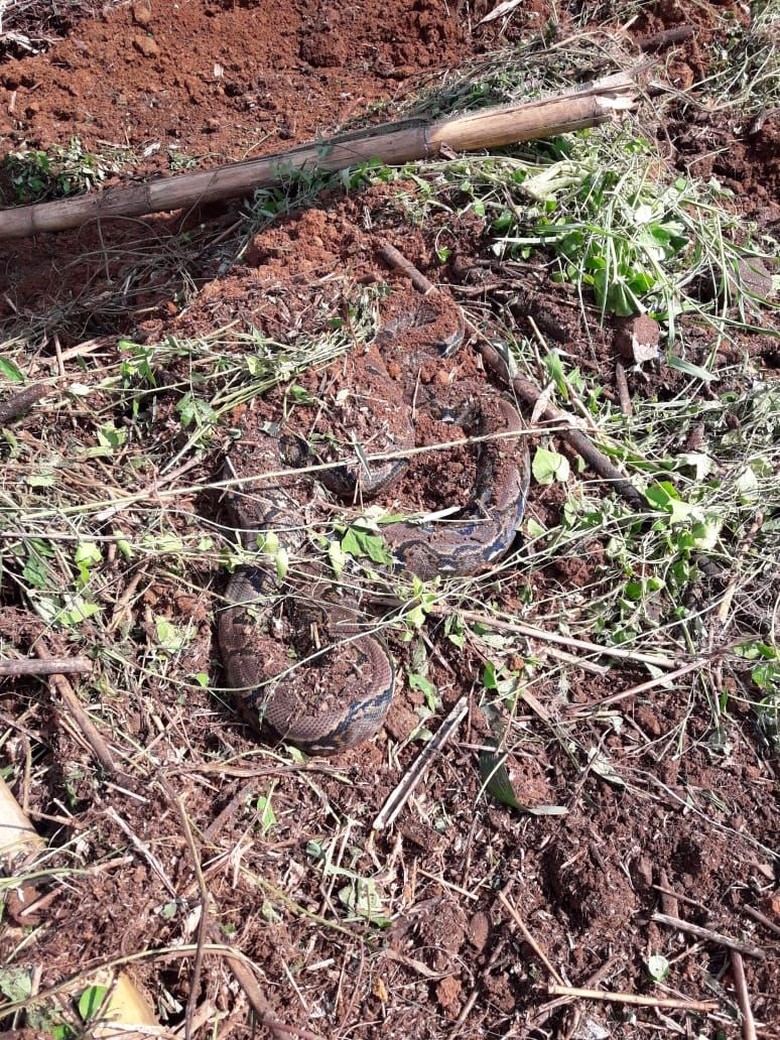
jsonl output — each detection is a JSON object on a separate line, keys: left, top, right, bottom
{"left": 0, "top": 2, "right": 778, "bottom": 1039}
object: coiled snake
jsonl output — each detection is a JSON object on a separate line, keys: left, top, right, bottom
{"left": 219, "top": 292, "right": 530, "bottom": 753}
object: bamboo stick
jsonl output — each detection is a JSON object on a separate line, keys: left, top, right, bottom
{"left": 0, "top": 71, "right": 639, "bottom": 240}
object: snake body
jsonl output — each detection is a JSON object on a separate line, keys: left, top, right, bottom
{"left": 219, "top": 296, "right": 529, "bottom": 753}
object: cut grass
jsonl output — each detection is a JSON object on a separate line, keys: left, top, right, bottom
{"left": 2, "top": 11, "right": 780, "bottom": 1036}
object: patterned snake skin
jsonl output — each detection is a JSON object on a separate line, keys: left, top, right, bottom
{"left": 219, "top": 296, "right": 530, "bottom": 753}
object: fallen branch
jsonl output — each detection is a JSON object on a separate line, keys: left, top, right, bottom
{"left": 0, "top": 383, "right": 48, "bottom": 426}
{"left": 0, "top": 72, "right": 640, "bottom": 239}
{"left": 0, "top": 655, "right": 92, "bottom": 677}
{"left": 34, "top": 642, "right": 124, "bottom": 781}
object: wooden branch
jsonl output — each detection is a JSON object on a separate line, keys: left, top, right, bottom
{"left": 730, "top": 952, "right": 757, "bottom": 1040}
{"left": 0, "top": 656, "right": 92, "bottom": 677}
{"left": 0, "top": 72, "right": 640, "bottom": 239}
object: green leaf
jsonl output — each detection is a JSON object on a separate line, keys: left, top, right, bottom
{"left": 0, "top": 965, "right": 33, "bottom": 1002}
{"left": 646, "top": 954, "right": 670, "bottom": 982}
{"left": 155, "top": 616, "right": 189, "bottom": 652}
{"left": 408, "top": 671, "right": 438, "bottom": 710}
{"left": 255, "top": 794, "right": 277, "bottom": 835}
{"left": 0, "top": 358, "right": 24, "bottom": 382}
{"left": 26, "top": 470, "right": 56, "bottom": 488}
{"left": 532, "top": 446, "right": 570, "bottom": 485}
{"left": 78, "top": 984, "right": 108, "bottom": 1022}
{"left": 666, "top": 354, "right": 718, "bottom": 382}
{"left": 341, "top": 524, "right": 393, "bottom": 565}
{"left": 96, "top": 422, "right": 127, "bottom": 451}
{"left": 328, "top": 538, "right": 346, "bottom": 578}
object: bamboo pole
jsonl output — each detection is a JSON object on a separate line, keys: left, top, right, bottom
{"left": 0, "top": 71, "right": 639, "bottom": 240}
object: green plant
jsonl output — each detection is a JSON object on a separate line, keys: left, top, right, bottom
{"left": 2, "top": 137, "right": 118, "bottom": 203}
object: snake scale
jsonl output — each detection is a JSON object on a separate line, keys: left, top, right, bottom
{"left": 219, "top": 292, "right": 530, "bottom": 753}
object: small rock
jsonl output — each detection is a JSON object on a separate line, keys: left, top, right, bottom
{"left": 614, "top": 315, "right": 660, "bottom": 364}
{"left": 467, "top": 911, "right": 490, "bottom": 952}
{"left": 132, "top": 1, "right": 153, "bottom": 27}
{"left": 133, "top": 35, "right": 160, "bottom": 58}
{"left": 738, "top": 256, "right": 773, "bottom": 301}
{"left": 436, "top": 975, "right": 461, "bottom": 1011}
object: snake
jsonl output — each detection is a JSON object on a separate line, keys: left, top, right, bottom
{"left": 219, "top": 294, "right": 530, "bottom": 753}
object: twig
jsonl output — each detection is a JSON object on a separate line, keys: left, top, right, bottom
{"left": 615, "top": 361, "right": 633, "bottom": 417}
{"left": 730, "top": 951, "right": 757, "bottom": 1040}
{"left": 437, "top": 606, "right": 681, "bottom": 668}
{"left": 530, "top": 955, "right": 624, "bottom": 1029}
{"left": 651, "top": 912, "right": 766, "bottom": 960}
{"left": 498, "top": 890, "right": 566, "bottom": 986}
{"left": 481, "top": 340, "right": 648, "bottom": 510}
{"left": 637, "top": 25, "right": 695, "bottom": 51}
{"left": 451, "top": 938, "right": 508, "bottom": 1036}
{"left": 0, "top": 656, "right": 92, "bottom": 677}
{"left": 378, "top": 241, "right": 648, "bottom": 512}
{"left": 565, "top": 656, "right": 716, "bottom": 713}
{"left": 372, "top": 696, "right": 469, "bottom": 830}
{"left": 205, "top": 924, "right": 322, "bottom": 1040}
{"left": 546, "top": 984, "right": 717, "bottom": 1012}
{"left": 105, "top": 806, "right": 179, "bottom": 899}
{"left": 158, "top": 777, "right": 209, "bottom": 1040}
{"left": 34, "top": 642, "right": 120, "bottom": 778}
{"left": 652, "top": 883, "right": 707, "bottom": 912}
{"left": 742, "top": 905, "right": 780, "bottom": 939}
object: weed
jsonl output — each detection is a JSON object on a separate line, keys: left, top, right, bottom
{"left": 2, "top": 137, "right": 119, "bottom": 203}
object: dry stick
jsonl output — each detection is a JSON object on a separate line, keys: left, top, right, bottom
{"left": 546, "top": 984, "right": 717, "bottom": 1013}
{"left": 742, "top": 905, "right": 780, "bottom": 939}
{"left": 105, "top": 806, "right": 178, "bottom": 899}
{"left": 651, "top": 912, "right": 766, "bottom": 961}
{"left": 0, "top": 656, "right": 92, "bottom": 677}
{"left": 34, "top": 642, "right": 121, "bottom": 779}
{"left": 731, "top": 951, "right": 758, "bottom": 1040}
{"left": 205, "top": 924, "right": 323, "bottom": 1040}
{"left": 498, "top": 891, "right": 566, "bottom": 987}
{"left": 637, "top": 25, "right": 695, "bottom": 51}
{"left": 372, "top": 696, "right": 469, "bottom": 830}
{"left": 0, "top": 72, "right": 639, "bottom": 239}
{"left": 530, "top": 955, "right": 624, "bottom": 1030}
{"left": 565, "top": 655, "right": 714, "bottom": 713}
{"left": 614, "top": 360, "right": 633, "bottom": 417}
{"left": 377, "top": 242, "right": 647, "bottom": 512}
{"left": 159, "top": 777, "right": 208, "bottom": 1040}
{"left": 432, "top": 606, "right": 679, "bottom": 669}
